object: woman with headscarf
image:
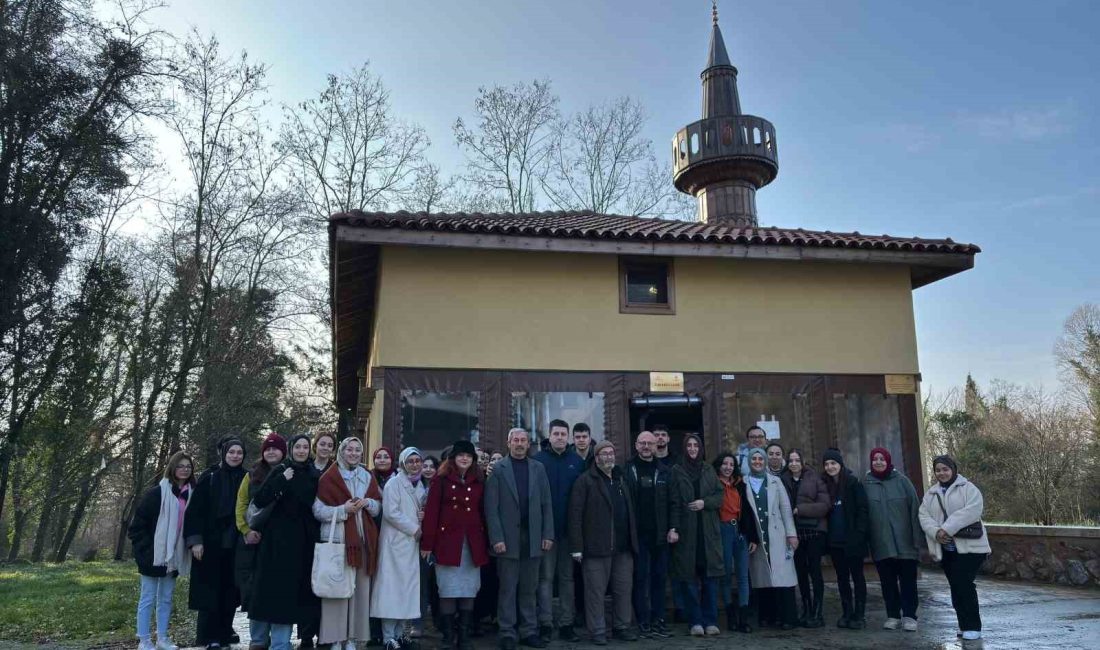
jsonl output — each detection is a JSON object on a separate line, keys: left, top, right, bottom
{"left": 313, "top": 437, "right": 384, "bottom": 650}
{"left": 249, "top": 434, "right": 321, "bottom": 650}
{"left": 420, "top": 441, "right": 488, "bottom": 650}
{"left": 234, "top": 432, "right": 287, "bottom": 649}
{"left": 765, "top": 442, "right": 786, "bottom": 477}
{"left": 412, "top": 455, "right": 442, "bottom": 639}
{"left": 918, "top": 455, "right": 991, "bottom": 642}
{"left": 371, "top": 447, "right": 396, "bottom": 489}
{"left": 864, "top": 447, "right": 924, "bottom": 632}
{"left": 185, "top": 437, "right": 247, "bottom": 649}
{"left": 744, "top": 447, "right": 799, "bottom": 630}
{"left": 711, "top": 452, "right": 759, "bottom": 634}
{"left": 373, "top": 447, "right": 427, "bottom": 650}
{"left": 820, "top": 448, "right": 869, "bottom": 630}
{"left": 130, "top": 451, "right": 195, "bottom": 650}
{"left": 779, "top": 448, "right": 830, "bottom": 629}
{"left": 668, "top": 433, "right": 724, "bottom": 636}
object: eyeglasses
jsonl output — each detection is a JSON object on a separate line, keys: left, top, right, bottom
{"left": 597, "top": 451, "right": 616, "bottom": 458}
{"left": 636, "top": 441, "right": 655, "bottom": 446}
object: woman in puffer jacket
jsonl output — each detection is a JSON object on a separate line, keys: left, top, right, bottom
{"left": 917, "top": 455, "right": 991, "bottom": 642}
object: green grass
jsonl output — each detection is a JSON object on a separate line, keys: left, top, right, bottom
{"left": 0, "top": 561, "right": 195, "bottom": 648}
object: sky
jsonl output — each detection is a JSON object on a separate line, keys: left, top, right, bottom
{"left": 145, "top": 0, "right": 1099, "bottom": 397}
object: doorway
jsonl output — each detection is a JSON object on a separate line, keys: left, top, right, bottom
{"left": 629, "top": 394, "right": 705, "bottom": 458}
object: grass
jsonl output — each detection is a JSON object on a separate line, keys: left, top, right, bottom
{"left": 0, "top": 561, "right": 195, "bottom": 648}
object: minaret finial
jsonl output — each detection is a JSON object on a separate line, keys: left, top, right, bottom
{"left": 712, "top": 1, "right": 719, "bottom": 26}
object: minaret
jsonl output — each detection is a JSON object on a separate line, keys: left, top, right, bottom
{"left": 672, "top": 2, "right": 778, "bottom": 227}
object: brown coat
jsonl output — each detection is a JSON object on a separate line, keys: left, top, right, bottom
{"left": 569, "top": 464, "right": 638, "bottom": 557}
{"left": 780, "top": 466, "right": 831, "bottom": 532}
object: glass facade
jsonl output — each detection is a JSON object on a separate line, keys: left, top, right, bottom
{"left": 510, "top": 391, "right": 605, "bottom": 448}
{"left": 399, "top": 390, "right": 480, "bottom": 458}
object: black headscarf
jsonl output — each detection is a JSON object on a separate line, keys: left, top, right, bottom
{"left": 680, "top": 433, "right": 705, "bottom": 480}
{"left": 213, "top": 438, "right": 246, "bottom": 520}
{"left": 933, "top": 454, "right": 959, "bottom": 489}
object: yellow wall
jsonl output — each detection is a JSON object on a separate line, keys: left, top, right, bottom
{"left": 371, "top": 246, "right": 920, "bottom": 374}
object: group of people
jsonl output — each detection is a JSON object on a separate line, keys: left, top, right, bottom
{"left": 128, "top": 423, "right": 992, "bottom": 650}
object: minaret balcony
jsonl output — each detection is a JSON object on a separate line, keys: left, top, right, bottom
{"left": 672, "top": 114, "right": 778, "bottom": 186}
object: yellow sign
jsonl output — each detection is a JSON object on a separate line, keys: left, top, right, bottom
{"left": 650, "top": 372, "right": 685, "bottom": 393}
{"left": 884, "top": 374, "right": 917, "bottom": 394}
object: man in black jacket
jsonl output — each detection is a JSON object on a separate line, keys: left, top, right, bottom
{"left": 624, "top": 432, "right": 675, "bottom": 639}
{"left": 569, "top": 441, "right": 638, "bottom": 645}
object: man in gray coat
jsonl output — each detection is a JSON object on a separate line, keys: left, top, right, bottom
{"left": 485, "top": 427, "right": 555, "bottom": 650}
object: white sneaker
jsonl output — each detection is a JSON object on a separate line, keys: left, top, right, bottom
{"left": 704, "top": 625, "right": 721, "bottom": 636}
{"left": 344, "top": 642, "right": 358, "bottom": 650}
{"left": 901, "top": 617, "right": 918, "bottom": 632}
{"left": 155, "top": 638, "right": 178, "bottom": 650}
{"left": 138, "top": 639, "right": 155, "bottom": 650}
{"left": 962, "top": 630, "right": 982, "bottom": 640}
{"left": 882, "top": 618, "right": 900, "bottom": 630}
{"left": 689, "top": 625, "right": 704, "bottom": 636}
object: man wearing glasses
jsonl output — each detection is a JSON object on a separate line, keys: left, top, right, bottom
{"left": 624, "top": 432, "right": 675, "bottom": 639}
{"left": 738, "top": 425, "right": 769, "bottom": 476}
{"left": 569, "top": 440, "right": 638, "bottom": 644}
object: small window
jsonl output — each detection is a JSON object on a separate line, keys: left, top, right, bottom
{"left": 619, "top": 257, "right": 675, "bottom": 315}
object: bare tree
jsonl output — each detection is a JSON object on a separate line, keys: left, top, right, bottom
{"left": 1054, "top": 303, "right": 1100, "bottom": 431}
{"left": 280, "top": 63, "right": 428, "bottom": 221}
{"left": 542, "top": 97, "right": 676, "bottom": 217}
{"left": 453, "top": 80, "right": 559, "bottom": 212}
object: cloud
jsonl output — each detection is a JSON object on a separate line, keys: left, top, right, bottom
{"left": 955, "top": 105, "right": 1076, "bottom": 141}
{"left": 869, "top": 123, "right": 942, "bottom": 153}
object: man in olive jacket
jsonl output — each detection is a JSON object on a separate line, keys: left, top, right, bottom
{"left": 569, "top": 440, "right": 639, "bottom": 644}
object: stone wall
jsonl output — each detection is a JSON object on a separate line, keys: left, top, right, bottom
{"left": 981, "top": 524, "right": 1100, "bottom": 587}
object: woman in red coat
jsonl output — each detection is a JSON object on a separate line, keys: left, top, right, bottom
{"left": 420, "top": 439, "right": 489, "bottom": 650}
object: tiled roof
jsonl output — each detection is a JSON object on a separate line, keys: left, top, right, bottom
{"left": 331, "top": 210, "right": 980, "bottom": 254}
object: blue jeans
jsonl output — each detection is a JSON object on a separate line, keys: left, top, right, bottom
{"left": 249, "top": 619, "right": 271, "bottom": 647}
{"left": 719, "top": 521, "right": 751, "bottom": 607}
{"left": 632, "top": 539, "right": 669, "bottom": 626}
{"left": 676, "top": 577, "right": 718, "bottom": 627}
{"left": 269, "top": 623, "right": 293, "bottom": 650}
{"left": 136, "top": 574, "right": 175, "bottom": 641}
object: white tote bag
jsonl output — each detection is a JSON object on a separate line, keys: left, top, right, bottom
{"left": 312, "top": 508, "right": 356, "bottom": 599}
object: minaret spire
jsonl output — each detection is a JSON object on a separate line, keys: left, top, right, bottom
{"left": 712, "top": 0, "right": 718, "bottom": 26}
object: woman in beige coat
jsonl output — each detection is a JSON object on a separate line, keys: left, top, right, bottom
{"left": 313, "top": 438, "right": 383, "bottom": 650}
{"left": 917, "top": 455, "right": 991, "bottom": 642}
{"left": 744, "top": 448, "right": 799, "bottom": 629}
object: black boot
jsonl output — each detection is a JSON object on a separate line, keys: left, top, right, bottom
{"left": 457, "top": 611, "right": 474, "bottom": 650}
{"left": 439, "top": 614, "right": 455, "bottom": 649}
{"left": 837, "top": 596, "right": 852, "bottom": 629}
{"left": 725, "top": 605, "right": 737, "bottom": 633}
{"left": 737, "top": 606, "right": 753, "bottom": 633}
{"left": 849, "top": 597, "right": 866, "bottom": 630}
{"left": 805, "top": 594, "right": 825, "bottom": 628}
{"left": 798, "top": 594, "right": 812, "bottom": 626}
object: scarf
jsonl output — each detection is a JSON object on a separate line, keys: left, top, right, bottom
{"left": 153, "top": 479, "right": 192, "bottom": 575}
{"left": 212, "top": 442, "right": 246, "bottom": 521}
{"left": 318, "top": 463, "right": 382, "bottom": 573}
{"left": 372, "top": 446, "right": 395, "bottom": 486}
{"left": 870, "top": 447, "right": 895, "bottom": 480}
{"left": 680, "top": 433, "right": 705, "bottom": 480}
{"left": 400, "top": 446, "right": 423, "bottom": 483}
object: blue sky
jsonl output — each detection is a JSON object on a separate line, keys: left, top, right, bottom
{"left": 149, "top": 0, "right": 1098, "bottom": 396}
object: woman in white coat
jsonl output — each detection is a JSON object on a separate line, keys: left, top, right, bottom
{"left": 372, "top": 447, "right": 427, "bottom": 650}
{"left": 918, "top": 455, "right": 991, "bottom": 642}
{"left": 744, "top": 448, "right": 800, "bottom": 629}
{"left": 314, "top": 437, "right": 383, "bottom": 650}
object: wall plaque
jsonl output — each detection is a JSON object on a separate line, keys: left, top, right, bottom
{"left": 885, "top": 374, "right": 917, "bottom": 394}
{"left": 649, "top": 372, "right": 685, "bottom": 393}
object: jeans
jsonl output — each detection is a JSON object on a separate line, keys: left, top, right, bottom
{"left": 876, "top": 557, "right": 919, "bottom": 619}
{"left": 136, "top": 575, "right": 175, "bottom": 641}
{"left": 632, "top": 539, "right": 670, "bottom": 626}
{"left": 538, "top": 541, "right": 575, "bottom": 627}
{"left": 942, "top": 551, "right": 986, "bottom": 632}
{"left": 677, "top": 576, "right": 718, "bottom": 627}
{"left": 829, "top": 550, "right": 867, "bottom": 609}
{"left": 382, "top": 618, "right": 407, "bottom": 643}
{"left": 718, "top": 522, "right": 750, "bottom": 607}
{"left": 249, "top": 619, "right": 271, "bottom": 648}
{"left": 270, "top": 623, "right": 293, "bottom": 650}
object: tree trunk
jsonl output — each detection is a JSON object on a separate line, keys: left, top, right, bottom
{"left": 55, "top": 471, "right": 100, "bottom": 562}
{"left": 6, "top": 509, "right": 29, "bottom": 561}
{"left": 30, "top": 454, "right": 63, "bottom": 562}
{"left": 113, "top": 494, "right": 136, "bottom": 561}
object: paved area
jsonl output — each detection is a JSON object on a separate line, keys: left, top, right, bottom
{"left": 200, "top": 573, "right": 1099, "bottom": 650}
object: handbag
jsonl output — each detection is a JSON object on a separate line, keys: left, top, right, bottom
{"left": 935, "top": 492, "right": 984, "bottom": 539}
{"left": 245, "top": 500, "right": 274, "bottom": 531}
{"left": 312, "top": 507, "right": 356, "bottom": 599}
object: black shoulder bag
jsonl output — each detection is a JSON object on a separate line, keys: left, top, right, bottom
{"left": 935, "top": 491, "right": 983, "bottom": 539}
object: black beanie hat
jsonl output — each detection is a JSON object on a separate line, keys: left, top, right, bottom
{"left": 823, "top": 447, "right": 844, "bottom": 467}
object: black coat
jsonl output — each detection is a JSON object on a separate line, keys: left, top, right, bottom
{"left": 826, "top": 470, "right": 871, "bottom": 559}
{"left": 129, "top": 482, "right": 189, "bottom": 577}
{"left": 248, "top": 461, "right": 320, "bottom": 625}
{"left": 184, "top": 465, "right": 246, "bottom": 612}
{"left": 668, "top": 463, "right": 725, "bottom": 580}
{"left": 723, "top": 478, "right": 761, "bottom": 546}
{"left": 569, "top": 464, "right": 638, "bottom": 557}
{"left": 623, "top": 456, "right": 673, "bottom": 546}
